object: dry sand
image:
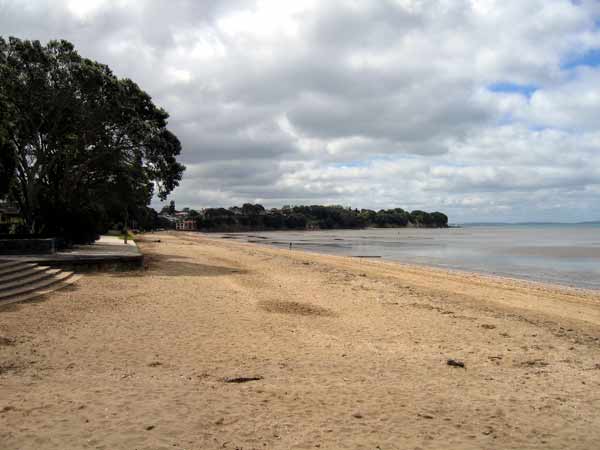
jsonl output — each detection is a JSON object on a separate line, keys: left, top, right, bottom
{"left": 1, "top": 231, "right": 600, "bottom": 450}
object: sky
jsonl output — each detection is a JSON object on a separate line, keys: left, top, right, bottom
{"left": 1, "top": 0, "right": 600, "bottom": 223}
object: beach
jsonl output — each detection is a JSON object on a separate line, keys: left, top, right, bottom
{"left": 1, "top": 231, "right": 600, "bottom": 449}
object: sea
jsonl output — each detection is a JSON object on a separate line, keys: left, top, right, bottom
{"left": 216, "top": 224, "right": 600, "bottom": 290}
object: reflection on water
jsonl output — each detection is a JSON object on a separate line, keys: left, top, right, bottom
{"left": 216, "top": 224, "right": 600, "bottom": 290}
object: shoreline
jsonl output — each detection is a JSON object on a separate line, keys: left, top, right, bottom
{"left": 184, "top": 231, "right": 600, "bottom": 333}
{"left": 1, "top": 231, "right": 600, "bottom": 449}
{"left": 204, "top": 231, "right": 600, "bottom": 295}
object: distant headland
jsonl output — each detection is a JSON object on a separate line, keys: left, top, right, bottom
{"left": 157, "top": 203, "right": 448, "bottom": 232}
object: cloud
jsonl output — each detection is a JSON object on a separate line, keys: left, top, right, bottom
{"left": 1, "top": 0, "right": 599, "bottom": 221}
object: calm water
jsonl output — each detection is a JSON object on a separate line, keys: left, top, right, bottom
{"left": 217, "top": 225, "right": 600, "bottom": 290}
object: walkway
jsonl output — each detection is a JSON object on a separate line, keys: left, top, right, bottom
{"left": 0, "top": 235, "right": 143, "bottom": 269}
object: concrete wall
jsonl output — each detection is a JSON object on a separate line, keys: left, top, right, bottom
{"left": 0, "top": 238, "right": 56, "bottom": 255}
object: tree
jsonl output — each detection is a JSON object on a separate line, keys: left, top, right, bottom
{"left": 187, "top": 209, "right": 200, "bottom": 219}
{"left": 0, "top": 37, "right": 185, "bottom": 242}
{"left": 0, "top": 91, "right": 16, "bottom": 198}
{"left": 430, "top": 212, "right": 448, "bottom": 227}
{"left": 360, "top": 209, "right": 377, "bottom": 223}
{"left": 0, "top": 138, "right": 16, "bottom": 198}
{"left": 168, "top": 200, "right": 176, "bottom": 215}
{"left": 410, "top": 210, "right": 434, "bottom": 227}
{"left": 241, "top": 203, "right": 265, "bottom": 215}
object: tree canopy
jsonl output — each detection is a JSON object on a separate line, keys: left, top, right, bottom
{"left": 0, "top": 138, "right": 16, "bottom": 198}
{"left": 0, "top": 37, "right": 185, "bottom": 242}
{"left": 187, "top": 204, "right": 448, "bottom": 231}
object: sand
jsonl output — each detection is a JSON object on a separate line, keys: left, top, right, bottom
{"left": 1, "top": 231, "right": 599, "bottom": 450}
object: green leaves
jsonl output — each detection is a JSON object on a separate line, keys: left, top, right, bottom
{"left": 0, "top": 138, "right": 16, "bottom": 198}
{"left": 0, "top": 36, "right": 185, "bottom": 242}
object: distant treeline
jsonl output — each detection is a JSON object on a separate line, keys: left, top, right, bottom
{"left": 175, "top": 204, "right": 448, "bottom": 231}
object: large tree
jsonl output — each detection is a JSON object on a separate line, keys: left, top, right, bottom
{"left": 0, "top": 37, "right": 185, "bottom": 242}
{"left": 0, "top": 138, "right": 16, "bottom": 198}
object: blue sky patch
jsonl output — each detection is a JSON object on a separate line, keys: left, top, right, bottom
{"left": 333, "top": 160, "right": 367, "bottom": 168}
{"left": 561, "top": 49, "right": 600, "bottom": 69}
{"left": 488, "top": 82, "right": 538, "bottom": 98}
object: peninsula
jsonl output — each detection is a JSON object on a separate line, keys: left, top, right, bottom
{"left": 156, "top": 203, "right": 449, "bottom": 232}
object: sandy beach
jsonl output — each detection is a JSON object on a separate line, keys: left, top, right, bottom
{"left": 1, "top": 231, "right": 600, "bottom": 450}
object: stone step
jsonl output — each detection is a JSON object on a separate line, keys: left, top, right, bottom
{"left": 0, "top": 274, "right": 82, "bottom": 307}
{"left": 0, "top": 260, "right": 21, "bottom": 269}
{"left": 0, "top": 267, "right": 61, "bottom": 292}
{"left": 0, "top": 271, "right": 74, "bottom": 300}
{"left": 0, "top": 264, "right": 49, "bottom": 285}
{"left": 0, "top": 262, "right": 38, "bottom": 277}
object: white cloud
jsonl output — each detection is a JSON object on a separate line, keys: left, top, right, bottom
{"left": 525, "top": 68, "right": 600, "bottom": 130}
{"left": 1, "top": 0, "right": 599, "bottom": 221}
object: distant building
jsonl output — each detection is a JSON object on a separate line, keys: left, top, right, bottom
{"left": 0, "top": 202, "right": 22, "bottom": 226}
{"left": 158, "top": 212, "right": 177, "bottom": 222}
{"left": 176, "top": 219, "right": 197, "bottom": 231}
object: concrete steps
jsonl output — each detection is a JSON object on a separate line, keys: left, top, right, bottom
{"left": 0, "top": 260, "right": 80, "bottom": 306}
{"left": 0, "top": 261, "right": 37, "bottom": 277}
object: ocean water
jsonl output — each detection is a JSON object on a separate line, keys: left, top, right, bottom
{"left": 217, "top": 224, "right": 600, "bottom": 290}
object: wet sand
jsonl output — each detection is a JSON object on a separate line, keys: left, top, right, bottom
{"left": 1, "top": 231, "right": 600, "bottom": 449}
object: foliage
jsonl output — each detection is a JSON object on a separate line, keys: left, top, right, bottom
{"left": 0, "top": 138, "right": 16, "bottom": 198}
{"left": 182, "top": 204, "right": 448, "bottom": 231}
{"left": 0, "top": 37, "right": 185, "bottom": 243}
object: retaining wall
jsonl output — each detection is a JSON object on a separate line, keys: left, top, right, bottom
{"left": 0, "top": 238, "right": 56, "bottom": 255}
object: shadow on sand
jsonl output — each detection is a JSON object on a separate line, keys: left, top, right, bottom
{"left": 0, "top": 283, "right": 80, "bottom": 313}
{"left": 141, "top": 252, "right": 248, "bottom": 277}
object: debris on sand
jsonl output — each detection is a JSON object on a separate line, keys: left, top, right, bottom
{"left": 145, "top": 425, "right": 155, "bottom": 431}
{"left": 259, "top": 300, "right": 335, "bottom": 317}
{"left": 521, "top": 359, "right": 548, "bottom": 367}
{"left": 447, "top": 359, "right": 465, "bottom": 368}
{"left": 0, "top": 336, "right": 15, "bottom": 346}
{"left": 223, "top": 376, "right": 263, "bottom": 383}
{"left": 0, "top": 362, "right": 19, "bottom": 375}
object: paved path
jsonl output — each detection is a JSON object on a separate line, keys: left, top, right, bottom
{"left": 0, "top": 235, "right": 143, "bottom": 268}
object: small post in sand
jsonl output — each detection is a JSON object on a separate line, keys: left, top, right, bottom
{"left": 123, "top": 207, "right": 129, "bottom": 245}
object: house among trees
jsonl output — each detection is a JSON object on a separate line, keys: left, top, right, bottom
{"left": 0, "top": 202, "right": 22, "bottom": 231}
{"left": 175, "top": 219, "right": 197, "bottom": 231}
